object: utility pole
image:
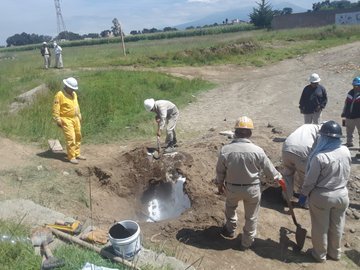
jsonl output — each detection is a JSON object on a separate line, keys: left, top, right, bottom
{"left": 112, "top": 18, "right": 126, "bottom": 56}
{"left": 54, "top": 0, "right": 67, "bottom": 37}
{"left": 120, "top": 23, "right": 126, "bottom": 56}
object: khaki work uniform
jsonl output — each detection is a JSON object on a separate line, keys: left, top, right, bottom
{"left": 52, "top": 90, "right": 82, "bottom": 160}
{"left": 301, "top": 146, "right": 351, "bottom": 262}
{"left": 54, "top": 45, "right": 63, "bottom": 68}
{"left": 41, "top": 46, "right": 51, "bottom": 69}
{"left": 154, "top": 100, "right": 179, "bottom": 145}
{"left": 282, "top": 124, "right": 321, "bottom": 198}
{"left": 216, "top": 138, "right": 279, "bottom": 247}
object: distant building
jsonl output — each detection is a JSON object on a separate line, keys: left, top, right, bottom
{"left": 230, "top": 19, "right": 248, "bottom": 24}
{"left": 272, "top": 7, "right": 360, "bottom": 30}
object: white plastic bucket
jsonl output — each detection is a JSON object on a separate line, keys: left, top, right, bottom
{"left": 108, "top": 220, "right": 141, "bottom": 260}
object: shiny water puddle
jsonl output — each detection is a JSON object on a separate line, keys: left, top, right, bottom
{"left": 141, "top": 176, "right": 191, "bottom": 222}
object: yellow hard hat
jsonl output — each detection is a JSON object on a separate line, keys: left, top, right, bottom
{"left": 234, "top": 116, "right": 254, "bottom": 129}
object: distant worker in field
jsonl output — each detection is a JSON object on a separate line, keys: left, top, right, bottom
{"left": 53, "top": 42, "right": 63, "bottom": 68}
{"left": 300, "top": 121, "right": 351, "bottom": 263}
{"left": 281, "top": 123, "right": 321, "bottom": 206}
{"left": 341, "top": 76, "right": 360, "bottom": 149}
{"left": 299, "top": 73, "right": 328, "bottom": 124}
{"left": 40, "top": 42, "right": 51, "bottom": 69}
{"left": 52, "top": 77, "right": 85, "bottom": 164}
{"left": 144, "top": 98, "right": 179, "bottom": 153}
{"left": 215, "top": 116, "right": 282, "bottom": 249}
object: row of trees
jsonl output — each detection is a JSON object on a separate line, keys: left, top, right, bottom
{"left": 6, "top": 1, "right": 360, "bottom": 46}
{"left": 312, "top": 0, "right": 360, "bottom": 11}
{"left": 249, "top": 0, "right": 360, "bottom": 29}
{"left": 6, "top": 31, "right": 101, "bottom": 47}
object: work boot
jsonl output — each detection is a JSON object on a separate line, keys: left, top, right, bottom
{"left": 220, "top": 226, "right": 235, "bottom": 238}
{"left": 344, "top": 142, "right": 354, "bottom": 147}
{"left": 69, "top": 159, "right": 79, "bottom": 164}
{"left": 164, "top": 146, "right": 175, "bottom": 153}
{"left": 76, "top": 155, "right": 86, "bottom": 160}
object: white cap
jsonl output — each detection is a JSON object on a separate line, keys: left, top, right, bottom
{"left": 53, "top": 42, "right": 57, "bottom": 46}
{"left": 63, "top": 77, "right": 78, "bottom": 90}
{"left": 144, "top": 98, "right": 155, "bottom": 112}
{"left": 309, "top": 73, "right": 321, "bottom": 83}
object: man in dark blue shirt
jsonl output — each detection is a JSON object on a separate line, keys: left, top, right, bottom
{"left": 299, "top": 73, "right": 328, "bottom": 124}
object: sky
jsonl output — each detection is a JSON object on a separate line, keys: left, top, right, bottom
{"left": 0, "top": 0, "right": 317, "bottom": 46}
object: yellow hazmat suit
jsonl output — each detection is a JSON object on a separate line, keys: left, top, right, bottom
{"left": 52, "top": 90, "right": 82, "bottom": 160}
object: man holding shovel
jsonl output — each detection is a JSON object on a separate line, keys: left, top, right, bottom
{"left": 300, "top": 121, "right": 351, "bottom": 262}
{"left": 215, "top": 116, "right": 282, "bottom": 249}
{"left": 281, "top": 123, "right": 322, "bottom": 206}
{"left": 144, "top": 98, "right": 179, "bottom": 153}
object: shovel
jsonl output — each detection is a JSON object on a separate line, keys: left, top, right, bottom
{"left": 279, "top": 179, "right": 307, "bottom": 250}
{"left": 31, "top": 227, "right": 65, "bottom": 269}
{"left": 152, "top": 136, "right": 161, "bottom": 159}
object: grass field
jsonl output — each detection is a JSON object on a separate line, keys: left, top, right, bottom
{"left": 1, "top": 24, "right": 360, "bottom": 145}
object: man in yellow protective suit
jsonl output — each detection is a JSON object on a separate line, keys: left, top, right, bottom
{"left": 52, "top": 77, "right": 85, "bottom": 164}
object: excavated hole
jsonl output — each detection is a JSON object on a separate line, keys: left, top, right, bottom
{"left": 140, "top": 174, "right": 191, "bottom": 222}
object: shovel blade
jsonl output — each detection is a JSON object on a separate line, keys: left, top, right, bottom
{"left": 153, "top": 150, "right": 160, "bottom": 159}
{"left": 295, "top": 225, "right": 307, "bottom": 250}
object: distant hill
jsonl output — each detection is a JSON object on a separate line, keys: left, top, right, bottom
{"left": 175, "top": 2, "right": 307, "bottom": 30}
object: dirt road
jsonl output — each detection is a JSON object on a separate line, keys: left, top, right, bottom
{"left": 1, "top": 42, "right": 360, "bottom": 270}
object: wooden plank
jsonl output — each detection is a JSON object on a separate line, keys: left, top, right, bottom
{"left": 48, "top": 139, "right": 63, "bottom": 152}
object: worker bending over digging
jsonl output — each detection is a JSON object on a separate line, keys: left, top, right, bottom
{"left": 52, "top": 77, "right": 85, "bottom": 164}
{"left": 215, "top": 116, "right": 282, "bottom": 249}
{"left": 144, "top": 98, "right": 179, "bottom": 153}
{"left": 281, "top": 123, "right": 322, "bottom": 208}
{"left": 300, "top": 121, "right": 351, "bottom": 263}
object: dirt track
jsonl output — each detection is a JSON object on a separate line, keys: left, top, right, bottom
{"left": 1, "top": 42, "right": 360, "bottom": 269}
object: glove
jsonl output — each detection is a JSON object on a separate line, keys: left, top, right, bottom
{"left": 56, "top": 120, "right": 62, "bottom": 128}
{"left": 278, "top": 178, "right": 286, "bottom": 191}
{"left": 298, "top": 194, "right": 307, "bottom": 207}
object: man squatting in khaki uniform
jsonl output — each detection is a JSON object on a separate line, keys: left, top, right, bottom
{"left": 300, "top": 121, "right": 351, "bottom": 262}
{"left": 215, "top": 116, "right": 281, "bottom": 248}
{"left": 282, "top": 124, "right": 321, "bottom": 203}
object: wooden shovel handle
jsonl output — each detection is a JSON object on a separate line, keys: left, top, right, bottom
{"left": 279, "top": 179, "right": 299, "bottom": 226}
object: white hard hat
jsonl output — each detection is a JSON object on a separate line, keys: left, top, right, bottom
{"left": 43, "top": 41, "right": 47, "bottom": 45}
{"left": 63, "top": 77, "right": 78, "bottom": 90}
{"left": 309, "top": 73, "right": 321, "bottom": 83}
{"left": 53, "top": 42, "right": 57, "bottom": 46}
{"left": 144, "top": 98, "right": 155, "bottom": 112}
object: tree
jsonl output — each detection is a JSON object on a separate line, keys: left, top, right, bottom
{"left": 56, "top": 31, "right": 82, "bottom": 41}
{"left": 249, "top": 0, "right": 274, "bottom": 28}
{"left": 100, "top": 30, "right": 111, "bottom": 38}
{"left": 312, "top": 0, "right": 352, "bottom": 11}
{"left": 273, "top": 7, "right": 293, "bottom": 16}
{"left": 163, "top": 27, "right": 177, "bottom": 32}
{"left": 83, "top": 33, "right": 100, "bottom": 39}
{"left": 282, "top": 7, "right": 293, "bottom": 14}
{"left": 6, "top": 32, "right": 51, "bottom": 47}
{"left": 111, "top": 18, "right": 122, "bottom": 37}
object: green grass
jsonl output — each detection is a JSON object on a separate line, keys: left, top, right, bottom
{"left": 0, "top": 220, "right": 131, "bottom": 270}
{"left": 0, "top": 69, "right": 213, "bottom": 144}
